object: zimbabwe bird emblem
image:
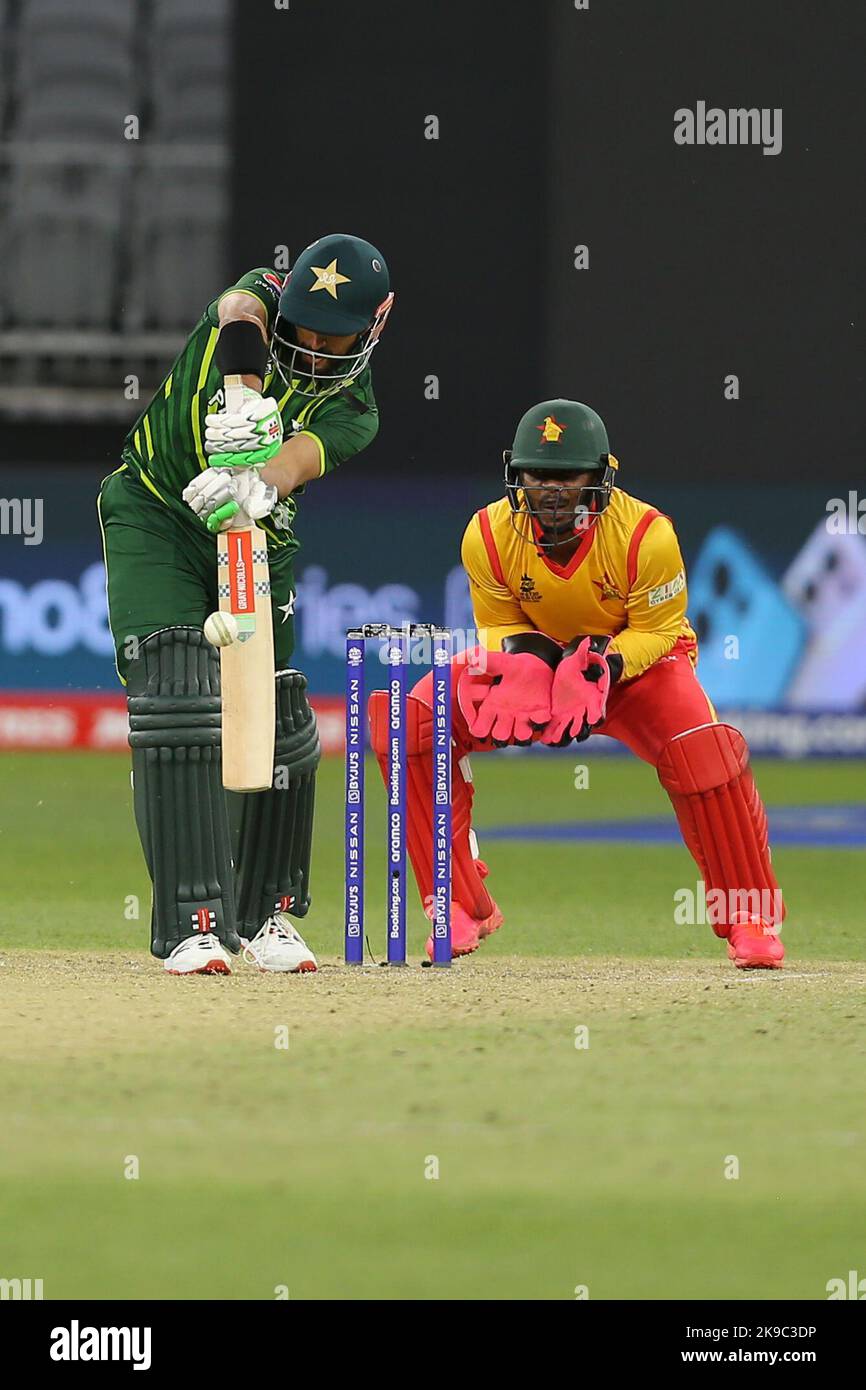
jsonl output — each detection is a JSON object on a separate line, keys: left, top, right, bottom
{"left": 537, "top": 415, "right": 567, "bottom": 443}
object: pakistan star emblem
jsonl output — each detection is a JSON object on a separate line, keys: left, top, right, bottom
{"left": 309, "top": 258, "right": 351, "bottom": 299}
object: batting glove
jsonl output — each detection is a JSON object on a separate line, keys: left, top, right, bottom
{"left": 204, "top": 389, "right": 284, "bottom": 467}
{"left": 182, "top": 467, "right": 279, "bottom": 534}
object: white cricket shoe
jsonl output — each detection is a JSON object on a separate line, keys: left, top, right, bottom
{"left": 164, "top": 932, "right": 232, "bottom": 976}
{"left": 243, "top": 914, "right": 318, "bottom": 973}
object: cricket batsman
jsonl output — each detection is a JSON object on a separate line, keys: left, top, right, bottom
{"left": 98, "top": 233, "right": 393, "bottom": 975}
{"left": 368, "top": 399, "right": 785, "bottom": 968}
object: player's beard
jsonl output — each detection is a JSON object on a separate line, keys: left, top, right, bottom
{"left": 536, "top": 497, "right": 579, "bottom": 537}
{"left": 298, "top": 351, "right": 329, "bottom": 377}
{"left": 538, "top": 517, "right": 571, "bottom": 539}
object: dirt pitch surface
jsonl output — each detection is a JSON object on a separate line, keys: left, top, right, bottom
{"left": 2, "top": 950, "right": 864, "bottom": 1300}
{"left": 2, "top": 950, "right": 863, "bottom": 1049}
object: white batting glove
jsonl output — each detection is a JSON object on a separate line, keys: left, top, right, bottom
{"left": 233, "top": 467, "right": 279, "bottom": 520}
{"left": 182, "top": 467, "right": 279, "bottom": 533}
{"left": 204, "top": 390, "right": 284, "bottom": 459}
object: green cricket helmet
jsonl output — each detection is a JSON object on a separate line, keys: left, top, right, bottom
{"left": 272, "top": 233, "right": 393, "bottom": 395}
{"left": 504, "top": 399, "right": 619, "bottom": 547}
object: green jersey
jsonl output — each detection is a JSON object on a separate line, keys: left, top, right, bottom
{"left": 121, "top": 267, "right": 380, "bottom": 551}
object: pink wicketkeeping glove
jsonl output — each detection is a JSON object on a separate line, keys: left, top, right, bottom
{"left": 457, "top": 650, "right": 554, "bottom": 745}
{"left": 541, "top": 637, "right": 612, "bottom": 745}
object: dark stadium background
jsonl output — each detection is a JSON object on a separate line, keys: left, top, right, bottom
{"left": 0, "top": 0, "right": 863, "bottom": 748}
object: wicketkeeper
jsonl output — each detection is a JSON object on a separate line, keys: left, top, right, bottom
{"left": 368, "top": 399, "right": 785, "bottom": 968}
{"left": 99, "top": 234, "right": 393, "bottom": 975}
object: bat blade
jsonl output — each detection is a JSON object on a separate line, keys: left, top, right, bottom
{"left": 217, "top": 523, "right": 275, "bottom": 791}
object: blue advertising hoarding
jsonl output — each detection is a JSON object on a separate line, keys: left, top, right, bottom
{"left": 2, "top": 467, "right": 865, "bottom": 753}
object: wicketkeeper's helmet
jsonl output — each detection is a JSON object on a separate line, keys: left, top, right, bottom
{"left": 504, "top": 399, "right": 618, "bottom": 545}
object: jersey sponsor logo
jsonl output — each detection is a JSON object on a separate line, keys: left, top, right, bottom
{"left": 519, "top": 572, "right": 543, "bottom": 602}
{"left": 592, "top": 572, "right": 624, "bottom": 603}
{"left": 537, "top": 414, "right": 567, "bottom": 443}
{"left": 251, "top": 272, "right": 284, "bottom": 299}
{"left": 648, "top": 569, "right": 686, "bottom": 607}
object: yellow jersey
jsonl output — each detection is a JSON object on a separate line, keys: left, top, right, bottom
{"left": 461, "top": 489, "right": 697, "bottom": 680}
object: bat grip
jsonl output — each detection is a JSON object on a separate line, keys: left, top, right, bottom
{"left": 224, "top": 373, "right": 245, "bottom": 412}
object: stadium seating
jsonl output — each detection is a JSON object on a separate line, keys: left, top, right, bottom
{"left": 124, "top": 162, "right": 226, "bottom": 330}
{"left": 4, "top": 163, "right": 127, "bottom": 327}
{"left": 0, "top": 0, "right": 229, "bottom": 357}
{"left": 0, "top": 1, "right": 9, "bottom": 134}
{"left": 151, "top": 0, "right": 228, "bottom": 139}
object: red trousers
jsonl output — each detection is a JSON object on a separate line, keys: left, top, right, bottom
{"left": 378, "top": 638, "right": 783, "bottom": 939}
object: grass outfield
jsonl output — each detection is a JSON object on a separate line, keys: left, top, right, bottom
{"left": 1, "top": 751, "right": 864, "bottom": 958}
{"left": 0, "top": 751, "right": 864, "bottom": 1299}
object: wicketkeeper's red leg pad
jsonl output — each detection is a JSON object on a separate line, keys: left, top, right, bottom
{"left": 368, "top": 690, "right": 499, "bottom": 925}
{"left": 656, "top": 723, "right": 785, "bottom": 940}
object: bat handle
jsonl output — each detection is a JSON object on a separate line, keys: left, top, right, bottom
{"left": 224, "top": 373, "right": 245, "bottom": 412}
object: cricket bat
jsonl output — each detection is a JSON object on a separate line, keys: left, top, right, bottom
{"left": 217, "top": 376, "right": 276, "bottom": 792}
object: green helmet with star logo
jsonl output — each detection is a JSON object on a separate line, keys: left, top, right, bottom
{"left": 272, "top": 233, "right": 393, "bottom": 395}
{"left": 507, "top": 399, "right": 611, "bottom": 472}
{"left": 504, "top": 399, "right": 619, "bottom": 545}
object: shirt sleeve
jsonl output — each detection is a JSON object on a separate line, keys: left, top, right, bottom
{"left": 301, "top": 386, "right": 380, "bottom": 477}
{"left": 207, "top": 267, "right": 287, "bottom": 329}
{"left": 461, "top": 514, "right": 536, "bottom": 651}
{"left": 607, "top": 514, "right": 688, "bottom": 678}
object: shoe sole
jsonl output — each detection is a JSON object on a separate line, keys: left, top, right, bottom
{"left": 425, "top": 938, "right": 480, "bottom": 962}
{"left": 253, "top": 959, "right": 318, "bottom": 974}
{"left": 165, "top": 960, "right": 231, "bottom": 976}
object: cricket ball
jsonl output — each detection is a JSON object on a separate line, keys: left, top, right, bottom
{"left": 203, "top": 611, "right": 239, "bottom": 647}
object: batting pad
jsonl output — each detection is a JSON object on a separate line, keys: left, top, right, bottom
{"left": 233, "top": 670, "right": 321, "bottom": 935}
{"left": 127, "top": 627, "right": 241, "bottom": 959}
{"left": 368, "top": 691, "right": 497, "bottom": 923}
{"left": 656, "top": 723, "right": 785, "bottom": 937}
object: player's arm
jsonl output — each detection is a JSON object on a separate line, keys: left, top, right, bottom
{"left": 216, "top": 291, "right": 268, "bottom": 392}
{"left": 214, "top": 291, "right": 320, "bottom": 497}
{"left": 258, "top": 433, "right": 322, "bottom": 498}
{"left": 270, "top": 388, "right": 381, "bottom": 490}
{"left": 608, "top": 515, "right": 688, "bottom": 678}
{"left": 461, "top": 515, "right": 538, "bottom": 651}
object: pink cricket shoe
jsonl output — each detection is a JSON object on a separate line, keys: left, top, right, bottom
{"left": 726, "top": 915, "right": 784, "bottom": 969}
{"left": 474, "top": 862, "right": 503, "bottom": 941}
{"left": 423, "top": 891, "right": 504, "bottom": 961}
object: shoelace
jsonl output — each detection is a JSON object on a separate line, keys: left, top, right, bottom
{"left": 172, "top": 932, "right": 218, "bottom": 958}
{"left": 242, "top": 918, "right": 296, "bottom": 967}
